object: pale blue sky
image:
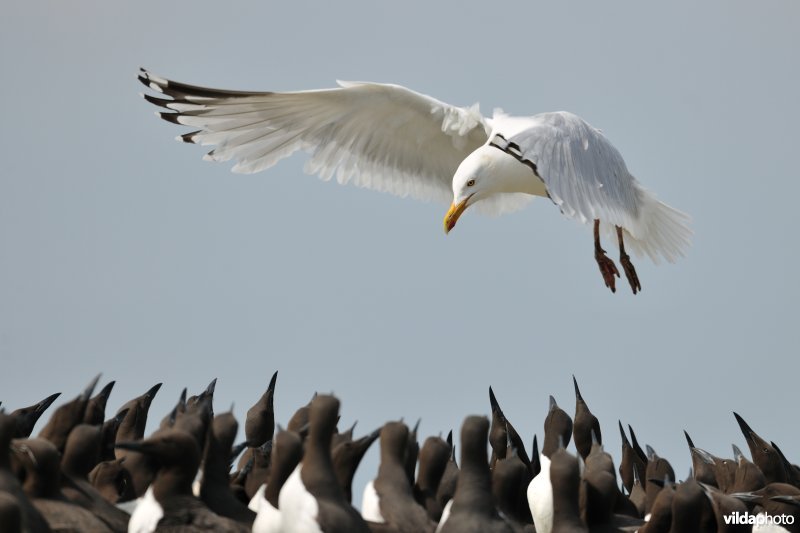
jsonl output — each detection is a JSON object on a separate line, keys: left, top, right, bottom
{"left": 1, "top": 0, "right": 798, "bottom": 503}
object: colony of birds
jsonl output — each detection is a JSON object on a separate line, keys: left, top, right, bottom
{"left": 1, "top": 374, "right": 799, "bottom": 533}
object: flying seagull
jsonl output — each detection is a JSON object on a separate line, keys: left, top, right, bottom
{"left": 138, "top": 69, "right": 691, "bottom": 293}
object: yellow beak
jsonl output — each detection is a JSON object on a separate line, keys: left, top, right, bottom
{"left": 444, "top": 196, "right": 471, "bottom": 234}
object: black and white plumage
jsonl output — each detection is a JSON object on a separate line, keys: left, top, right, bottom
{"left": 138, "top": 69, "right": 691, "bottom": 293}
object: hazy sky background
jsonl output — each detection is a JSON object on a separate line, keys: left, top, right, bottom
{"left": 2, "top": 0, "right": 799, "bottom": 506}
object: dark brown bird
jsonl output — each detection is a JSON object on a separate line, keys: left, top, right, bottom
{"left": 435, "top": 431, "right": 458, "bottom": 518}
{"left": 638, "top": 479, "right": 674, "bottom": 533}
{"left": 683, "top": 430, "right": 717, "bottom": 487}
{"left": 489, "top": 387, "right": 532, "bottom": 474}
{"left": 38, "top": 374, "right": 100, "bottom": 452}
{"left": 287, "top": 394, "right": 370, "bottom": 533}
{"left": 116, "top": 428, "right": 249, "bottom": 532}
{"left": 414, "top": 434, "right": 452, "bottom": 521}
{"left": 83, "top": 381, "right": 116, "bottom": 425}
{"left": 697, "top": 482, "right": 750, "bottom": 533}
{"left": 236, "top": 372, "right": 278, "bottom": 475}
{"left": 439, "top": 416, "right": 513, "bottom": 533}
{"left": 244, "top": 371, "right": 278, "bottom": 448}
{"left": 644, "top": 445, "right": 675, "bottom": 515}
{"left": 370, "top": 421, "right": 435, "bottom": 532}
{"left": 491, "top": 429, "right": 534, "bottom": 530}
{"left": 60, "top": 424, "right": 131, "bottom": 532}
{"left": 733, "top": 412, "right": 788, "bottom": 484}
{"left": 619, "top": 422, "right": 645, "bottom": 494}
{"left": 542, "top": 396, "right": 573, "bottom": 459}
{"left": 199, "top": 412, "right": 256, "bottom": 524}
{"left": 0, "top": 413, "right": 52, "bottom": 533}
{"left": 99, "top": 408, "right": 129, "bottom": 462}
{"left": 333, "top": 426, "right": 379, "bottom": 504}
{"left": 572, "top": 376, "right": 601, "bottom": 460}
{"left": 88, "top": 457, "right": 136, "bottom": 504}
{"left": 263, "top": 429, "right": 304, "bottom": 510}
{"left": 114, "top": 382, "right": 163, "bottom": 498}
{"left": 242, "top": 440, "right": 272, "bottom": 501}
{"left": 549, "top": 448, "right": 588, "bottom": 533}
{"left": 13, "top": 437, "right": 115, "bottom": 532}
{"left": 667, "top": 479, "right": 716, "bottom": 533}
{"left": 10, "top": 393, "right": 61, "bottom": 439}
{"left": 730, "top": 443, "right": 766, "bottom": 493}
{"left": 159, "top": 388, "right": 187, "bottom": 431}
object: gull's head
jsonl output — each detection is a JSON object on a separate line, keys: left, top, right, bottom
{"left": 444, "top": 150, "right": 495, "bottom": 234}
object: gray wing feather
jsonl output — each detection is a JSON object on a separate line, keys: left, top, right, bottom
{"left": 508, "top": 112, "right": 691, "bottom": 263}
{"left": 508, "top": 111, "right": 641, "bottom": 229}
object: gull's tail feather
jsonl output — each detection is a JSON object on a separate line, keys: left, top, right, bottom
{"left": 615, "top": 189, "right": 692, "bottom": 265}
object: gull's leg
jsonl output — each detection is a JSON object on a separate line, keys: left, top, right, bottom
{"left": 594, "top": 219, "right": 619, "bottom": 293}
{"left": 617, "top": 226, "right": 641, "bottom": 294}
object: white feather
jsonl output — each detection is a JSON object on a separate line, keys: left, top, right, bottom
{"left": 528, "top": 454, "right": 553, "bottom": 533}
{"left": 278, "top": 465, "right": 323, "bottom": 533}
{"left": 251, "top": 483, "right": 283, "bottom": 533}
{"left": 435, "top": 499, "right": 453, "bottom": 533}
{"left": 127, "top": 486, "right": 163, "bottom": 533}
{"left": 360, "top": 479, "right": 385, "bottom": 523}
{"left": 506, "top": 111, "right": 691, "bottom": 263}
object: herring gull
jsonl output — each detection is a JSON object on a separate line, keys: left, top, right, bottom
{"left": 138, "top": 69, "right": 691, "bottom": 293}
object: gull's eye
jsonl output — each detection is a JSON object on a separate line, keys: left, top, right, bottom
{"left": 466, "top": 179, "right": 476, "bottom": 187}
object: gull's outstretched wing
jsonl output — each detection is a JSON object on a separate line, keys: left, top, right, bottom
{"left": 139, "top": 69, "right": 490, "bottom": 205}
{"left": 502, "top": 112, "right": 691, "bottom": 262}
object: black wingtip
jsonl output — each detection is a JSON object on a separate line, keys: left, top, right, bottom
{"left": 158, "top": 112, "right": 183, "bottom": 125}
{"left": 268, "top": 371, "right": 278, "bottom": 392}
{"left": 178, "top": 131, "right": 200, "bottom": 144}
{"left": 142, "top": 92, "right": 174, "bottom": 109}
{"left": 137, "top": 72, "right": 153, "bottom": 90}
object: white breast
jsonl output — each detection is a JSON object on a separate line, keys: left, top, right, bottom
{"left": 278, "top": 465, "right": 323, "bottom": 533}
{"left": 127, "top": 486, "right": 164, "bottom": 533}
{"left": 360, "top": 479, "right": 385, "bottom": 523}
{"left": 528, "top": 454, "right": 553, "bottom": 533}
